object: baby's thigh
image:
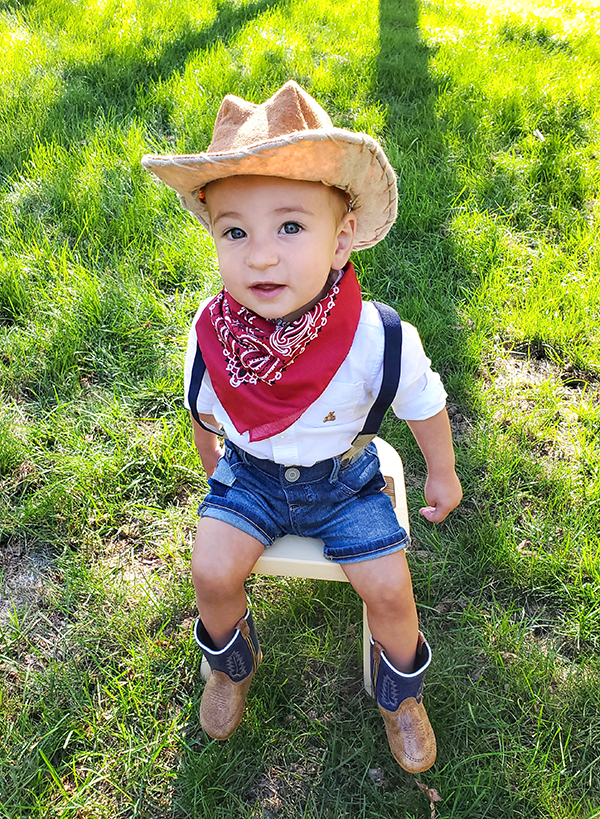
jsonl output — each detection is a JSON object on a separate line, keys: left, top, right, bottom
{"left": 192, "top": 517, "right": 265, "bottom": 589}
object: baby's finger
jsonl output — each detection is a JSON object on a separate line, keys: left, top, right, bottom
{"left": 419, "top": 505, "right": 448, "bottom": 523}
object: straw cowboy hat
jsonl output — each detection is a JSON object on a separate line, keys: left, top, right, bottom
{"left": 142, "top": 81, "right": 397, "bottom": 250}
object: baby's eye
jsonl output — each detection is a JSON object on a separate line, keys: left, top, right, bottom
{"left": 224, "top": 227, "right": 246, "bottom": 240}
{"left": 280, "top": 222, "right": 302, "bottom": 235}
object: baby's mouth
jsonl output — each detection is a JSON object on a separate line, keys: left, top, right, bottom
{"left": 251, "top": 282, "right": 285, "bottom": 294}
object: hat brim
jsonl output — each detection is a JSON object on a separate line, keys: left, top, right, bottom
{"left": 142, "top": 129, "right": 397, "bottom": 250}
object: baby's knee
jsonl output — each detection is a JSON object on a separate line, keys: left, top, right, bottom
{"left": 192, "top": 547, "right": 233, "bottom": 595}
{"left": 364, "top": 575, "right": 415, "bottom": 618}
{"left": 191, "top": 522, "right": 254, "bottom": 600}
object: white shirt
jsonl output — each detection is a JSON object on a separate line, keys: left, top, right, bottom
{"left": 184, "top": 300, "right": 447, "bottom": 467}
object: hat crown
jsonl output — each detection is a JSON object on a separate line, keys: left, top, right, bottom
{"left": 208, "top": 80, "right": 333, "bottom": 154}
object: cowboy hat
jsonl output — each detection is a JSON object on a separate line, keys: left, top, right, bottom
{"left": 142, "top": 81, "right": 397, "bottom": 250}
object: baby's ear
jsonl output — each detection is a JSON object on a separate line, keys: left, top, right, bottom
{"left": 333, "top": 211, "right": 358, "bottom": 268}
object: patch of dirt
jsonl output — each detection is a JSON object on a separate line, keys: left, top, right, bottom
{"left": 368, "top": 767, "right": 388, "bottom": 788}
{"left": 171, "top": 484, "right": 193, "bottom": 508}
{"left": 102, "top": 535, "right": 167, "bottom": 593}
{"left": 446, "top": 402, "right": 473, "bottom": 443}
{"left": 300, "top": 657, "right": 337, "bottom": 689}
{"left": 434, "top": 597, "right": 470, "bottom": 614}
{"left": 487, "top": 354, "right": 599, "bottom": 464}
{"left": 246, "top": 763, "right": 319, "bottom": 817}
{"left": 403, "top": 468, "right": 425, "bottom": 490}
{"left": 491, "top": 354, "right": 559, "bottom": 386}
{"left": 1, "top": 459, "right": 41, "bottom": 496}
{"left": 495, "top": 353, "right": 598, "bottom": 393}
{"left": 0, "top": 537, "right": 52, "bottom": 625}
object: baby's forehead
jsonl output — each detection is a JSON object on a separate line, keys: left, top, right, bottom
{"left": 204, "top": 175, "right": 347, "bottom": 216}
{"left": 206, "top": 175, "right": 328, "bottom": 195}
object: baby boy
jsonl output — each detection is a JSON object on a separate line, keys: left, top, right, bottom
{"left": 142, "top": 81, "right": 462, "bottom": 774}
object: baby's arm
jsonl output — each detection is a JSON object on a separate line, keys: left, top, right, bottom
{"left": 191, "top": 414, "right": 223, "bottom": 478}
{"left": 406, "top": 408, "right": 462, "bottom": 523}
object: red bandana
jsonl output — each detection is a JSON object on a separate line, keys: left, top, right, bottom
{"left": 195, "top": 262, "right": 362, "bottom": 441}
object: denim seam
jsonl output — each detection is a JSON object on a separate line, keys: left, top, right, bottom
{"left": 283, "top": 472, "right": 338, "bottom": 486}
{"left": 246, "top": 462, "right": 339, "bottom": 485}
{"left": 336, "top": 477, "right": 383, "bottom": 497}
{"left": 325, "top": 534, "right": 409, "bottom": 563}
{"left": 229, "top": 442, "right": 374, "bottom": 485}
{"left": 199, "top": 501, "right": 274, "bottom": 545}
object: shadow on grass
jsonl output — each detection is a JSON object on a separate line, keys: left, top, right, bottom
{"left": 0, "top": 0, "right": 36, "bottom": 9}
{"left": 58, "top": 0, "right": 288, "bottom": 122}
{"left": 369, "top": 0, "right": 472, "bottom": 393}
{"left": 0, "top": 0, "right": 289, "bottom": 179}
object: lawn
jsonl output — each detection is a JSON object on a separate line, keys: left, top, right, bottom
{"left": 1, "top": 0, "right": 599, "bottom": 816}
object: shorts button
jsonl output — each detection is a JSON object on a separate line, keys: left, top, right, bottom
{"left": 284, "top": 467, "right": 300, "bottom": 483}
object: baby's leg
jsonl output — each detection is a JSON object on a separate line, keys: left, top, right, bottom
{"left": 192, "top": 516, "right": 264, "bottom": 648}
{"left": 192, "top": 517, "right": 264, "bottom": 741}
{"left": 342, "top": 550, "right": 436, "bottom": 773}
{"left": 341, "top": 550, "right": 418, "bottom": 672}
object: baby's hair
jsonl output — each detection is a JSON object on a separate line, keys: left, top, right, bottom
{"left": 329, "top": 186, "right": 352, "bottom": 221}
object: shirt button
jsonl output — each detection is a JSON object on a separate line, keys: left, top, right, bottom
{"left": 284, "top": 467, "right": 300, "bottom": 483}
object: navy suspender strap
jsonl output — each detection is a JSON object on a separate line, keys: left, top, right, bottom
{"left": 187, "top": 343, "right": 205, "bottom": 426}
{"left": 187, "top": 342, "right": 225, "bottom": 436}
{"left": 341, "top": 301, "right": 403, "bottom": 461}
{"left": 188, "top": 300, "right": 403, "bottom": 450}
{"left": 361, "top": 302, "right": 403, "bottom": 435}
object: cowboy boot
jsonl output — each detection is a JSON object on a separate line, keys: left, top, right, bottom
{"left": 194, "top": 609, "right": 262, "bottom": 740}
{"left": 371, "top": 632, "right": 437, "bottom": 773}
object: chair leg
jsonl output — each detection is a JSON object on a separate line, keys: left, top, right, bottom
{"left": 200, "top": 656, "right": 210, "bottom": 681}
{"left": 363, "top": 600, "right": 374, "bottom": 696}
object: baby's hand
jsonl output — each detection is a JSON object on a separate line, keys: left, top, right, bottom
{"left": 419, "top": 470, "right": 462, "bottom": 523}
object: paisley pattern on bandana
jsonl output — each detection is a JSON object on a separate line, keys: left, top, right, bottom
{"left": 209, "top": 282, "right": 339, "bottom": 387}
{"left": 195, "top": 262, "right": 362, "bottom": 442}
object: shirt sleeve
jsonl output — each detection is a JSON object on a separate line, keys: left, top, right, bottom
{"left": 391, "top": 321, "right": 447, "bottom": 421}
{"left": 183, "top": 299, "right": 218, "bottom": 413}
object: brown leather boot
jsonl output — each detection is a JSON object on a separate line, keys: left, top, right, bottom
{"left": 194, "top": 609, "right": 262, "bottom": 740}
{"left": 371, "top": 632, "right": 437, "bottom": 773}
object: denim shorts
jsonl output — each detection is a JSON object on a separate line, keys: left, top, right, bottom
{"left": 198, "top": 440, "right": 409, "bottom": 564}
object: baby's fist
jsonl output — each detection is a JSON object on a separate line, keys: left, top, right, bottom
{"left": 419, "top": 471, "right": 462, "bottom": 523}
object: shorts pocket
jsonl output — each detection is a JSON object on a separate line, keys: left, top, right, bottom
{"left": 335, "top": 444, "right": 386, "bottom": 498}
{"left": 209, "top": 456, "right": 237, "bottom": 489}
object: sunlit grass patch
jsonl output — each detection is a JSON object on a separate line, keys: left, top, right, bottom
{"left": 452, "top": 209, "right": 600, "bottom": 370}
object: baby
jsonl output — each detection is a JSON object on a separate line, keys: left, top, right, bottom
{"left": 142, "top": 81, "right": 462, "bottom": 774}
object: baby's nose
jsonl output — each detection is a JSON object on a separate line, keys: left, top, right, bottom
{"left": 245, "top": 239, "right": 279, "bottom": 270}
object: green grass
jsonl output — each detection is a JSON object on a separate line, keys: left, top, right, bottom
{"left": 1, "top": 0, "right": 600, "bottom": 816}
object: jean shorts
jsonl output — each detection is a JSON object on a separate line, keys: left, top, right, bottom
{"left": 198, "top": 440, "right": 410, "bottom": 564}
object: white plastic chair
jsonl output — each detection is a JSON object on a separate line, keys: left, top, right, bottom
{"left": 251, "top": 436, "right": 409, "bottom": 696}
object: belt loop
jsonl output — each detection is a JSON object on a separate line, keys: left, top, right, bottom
{"left": 329, "top": 457, "right": 341, "bottom": 483}
{"left": 228, "top": 441, "right": 248, "bottom": 465}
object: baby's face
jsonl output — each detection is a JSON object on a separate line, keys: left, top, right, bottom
{"left": 204, "top": 176, "right": 356, "bottom": 321}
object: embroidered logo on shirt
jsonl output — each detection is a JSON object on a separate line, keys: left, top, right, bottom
{"left": 323, "top": 412, "right": 336, "bottom": 423}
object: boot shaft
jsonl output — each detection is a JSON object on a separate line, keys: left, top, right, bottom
{"left": 195, "top": 609, "right": 261, "bottom": 682}
{"left": 371, "top": 632, "right": 431, "bottom": 711}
